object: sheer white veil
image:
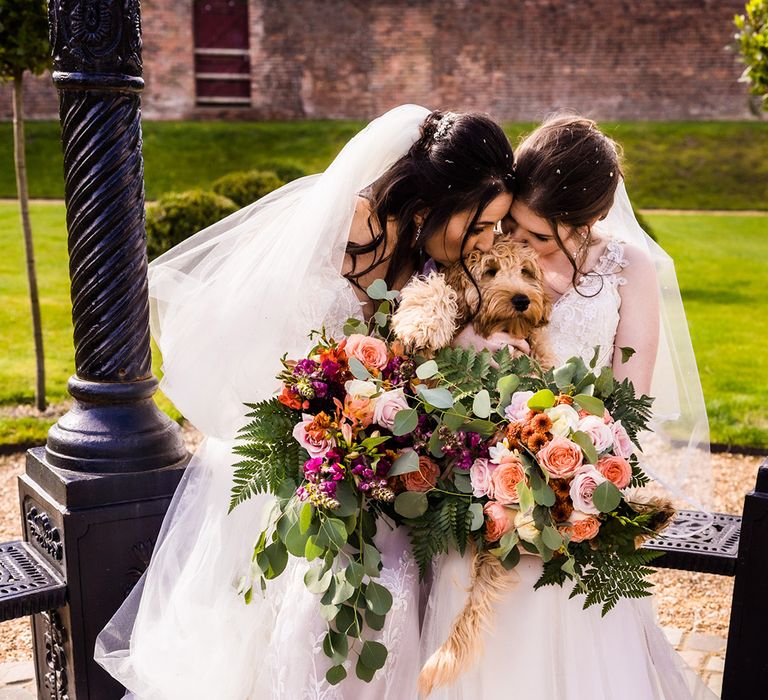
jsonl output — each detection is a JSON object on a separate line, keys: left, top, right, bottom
{"left": 94, "top": 104, "right": 432, "bottom": 698}
{"left": 594, "top": 182, "right": 713, "bottom": 518}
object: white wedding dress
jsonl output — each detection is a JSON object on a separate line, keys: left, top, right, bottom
{"left": 418, "top": 238, "right": 718, "bottom": 700}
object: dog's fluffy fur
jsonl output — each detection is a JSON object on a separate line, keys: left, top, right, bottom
{"left": 393, "top": 235, "right": 556, "bottom": 368}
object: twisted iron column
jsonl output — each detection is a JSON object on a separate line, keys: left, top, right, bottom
{"left": 44, "top": 0, "right": 186, "bottom": 471}
{"left": 14, "top": 3, "right": 190, "bottom": 696}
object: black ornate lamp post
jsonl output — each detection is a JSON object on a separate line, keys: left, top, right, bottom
{"left": 14, "top": 1, "right": 188, "bottom": 697}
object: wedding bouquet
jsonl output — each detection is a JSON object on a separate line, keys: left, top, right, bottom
{"left": 229, "top": 279, "right": 673, "bottom": 687}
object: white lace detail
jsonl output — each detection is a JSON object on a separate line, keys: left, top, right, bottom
{"left": 548, "top": 239, "right": 629, "bottom": 368}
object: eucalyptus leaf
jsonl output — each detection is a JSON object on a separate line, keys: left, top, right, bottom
{"left": 389, "top": 449, "right": 420, "bottom": 476}
{"left": 574, "top": 394, "right": 604, "bottom": 416}
{"left": 562, "top": 557, "right": 577, "bottom": 577}
{"left": 517, "top": 482, "right": 535, "bottom": 514}
{"left": 361, "top": 435, "right": 391, "bottom": 450}
{"left": 593, "top": 480, "right": 623, "bottom": 513}
{"left": 334, "top": 480, "right": 359, "bottom": 518}
{"left": 472, "top": 389, "right": 491, "bottom": 418}
{"left": 428, "top": 427, "right": 445, "bottom": 458}
{"left": 346, "top": 561, "right": 365, "bottom": 588}
{"left": 349, "top": 357, "right": 372, "bottom": 380}
{"left": 443, "top": 403, "right": 468, "bottom": 430}
{"left": 323, "top": 630, "right": 349, "bottom": 665}
{"left": 365, "top": 581, "right": 393, "bottom": 615}
{"left": 367, "top": 278, "right": 388, "bottom": 300}
{"left": 394, "top": 491, "right": 429, "bottom": 518}
{"left": 373, "top": 311, "right": 388, "bottom": 327}
{"left": 454, "top": 472, "right": 473, "bottom": 494}
{"left": 418, "top": 386, "right": 454, "bottom": 409}
{"left": 620, "top": 346, "right": 636, "bottom": 363}
{"left": 320, "top": 517, "right": 348, "bottom": 550}
{"left": 356, "top": 656, "right": 376, "bottom": 682}
{"left": 263, "top": 541, "right": 288, "bottom": 578}
{"left": 363, "top": 543, "right": 382, "bottom": 578}
{"left": 542, "top": 524, "right": 563, "bottom": 550}
{"left": 326, "top": 665, "right": 347, "bottom": 685}
{"left": 360, "top": 640, "right": 388, "bottom": 671}
{"left": 571, "top": 430, "right": 599, "bottom": 464}
{"left": 553, "top": 362, "right": 577, "bottom": 389}
{"left": 464, "top": 419, "right": 496, "bottom": 436}
{"left": 589, "top": 346, "right": 602, "bottom": 369}
{"left": 416, "top": 359, "right": 439, "bottom": 380}
{"left": 331, "top": 574, "right": 355, "bottom": 605}
{"left": 496, "top": 374, "right": 520, "bottom": 410}
{"left": 532, "top": 482, "right": 556, "bottom": 507}
{"left": 528, "top": 388, "right": 556, "bottom": 410}
{"left": 304, "top": 565, "right": 333, "bottom": 594}
{"left": 299, "top": 502, "right": 313, "bottom": 534}
{"left": 304, "top": 535, "right": 324, "bottom": 561}
{"left": 500, "top": 545, "right": 521, "bottom": 570}
{"left": 469, "top": 502, "right": 485, "bottom": 530}
{"left": 365, "top": 608, "right": 386, "bottom": 631}
{"left": 392, "top": 408, "right": 418, "bottom": 437}
{"left": 594, "top": 366, "right": 615, "bottom": 398}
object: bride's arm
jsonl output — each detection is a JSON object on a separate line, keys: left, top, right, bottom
{"left": 612, "top": 244, "right": 660, "bottom": 395}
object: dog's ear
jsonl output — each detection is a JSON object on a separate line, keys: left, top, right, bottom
{"left": 443, "top": 264, "right": 473, "bottom": 327}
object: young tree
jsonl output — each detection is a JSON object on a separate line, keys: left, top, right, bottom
{"left": 0, "top": 1, "right": 51, "bottom": 410}
{"left": 735, "top": 0, "right": 768, "bottom": 112}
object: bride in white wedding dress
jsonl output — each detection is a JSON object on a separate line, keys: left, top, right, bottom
{"left": 419, "top": 116, "right": 717, "bottom": 700}
{"left": 94, "top": 105, "right": 519, "bottom": 699}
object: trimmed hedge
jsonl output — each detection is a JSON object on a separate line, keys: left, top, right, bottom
{"left": 212, "top": 169, "right": 284, "bottom": 207}
{"left": 257, "top": 160, "right": 309, "bottom": 182}
{"left": 145, "top": 189, "right": 238, "bottom": 260}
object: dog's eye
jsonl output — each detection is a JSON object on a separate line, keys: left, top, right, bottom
{"left": 482, "top": 266, "right": 498, "bottom": 280}
{"left": 522, "top": 266, "right": 537, "bottom": 279}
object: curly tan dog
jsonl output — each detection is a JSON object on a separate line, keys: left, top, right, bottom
{"left": 392, "top": 235, "right": 556, "bottom": 368}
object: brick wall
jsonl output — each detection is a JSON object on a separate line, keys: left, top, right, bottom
{"left": 0, "top": 0, "right": 754, "bottom": 122}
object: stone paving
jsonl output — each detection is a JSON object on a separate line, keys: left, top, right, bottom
{"left": 0, "top": 627, "right": 727, "bottom": 698}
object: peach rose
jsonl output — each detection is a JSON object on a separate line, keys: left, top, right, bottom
{"left": 483, "top": 501, "right": 515, "bottom": 542}
{"left": 343, "top": 395, "right": 375, "bottom": 428}
{"left": 490, "top": 456, "right": 526, "bottom": 505}
{"left": 597, "top": 455, "right": 632, "bottom": 489}
{"left": 345, "top": 334, "right": 389, "bottom": 370}
{"left": 537, "top": 436, "right": 583, "bottom": 479}
{"left": 563, "top": 512, "right": 601, "bottom": 543}
{"left": 401, "top": 456, "right": 440, "bottom": 492}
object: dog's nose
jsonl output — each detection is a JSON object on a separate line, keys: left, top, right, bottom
{"left": 511, "top": 294, "right": 530, "bottom": 312}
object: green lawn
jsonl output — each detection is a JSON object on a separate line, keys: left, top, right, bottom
{"left": 0, "top": 121, "right": 766, "bottom": 209}
{"left": 1, "top": 202, "right": 766, "bottom": 448}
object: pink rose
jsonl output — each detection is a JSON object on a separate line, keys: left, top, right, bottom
{"left": 483, "top": 501, "right": 515, "bottom": 542}
{"left": 576, "top": 415, "right": 614, "bottom": 453}
{"left": 345, "top": 334, "right": 389, "bottom": 370}
{"left": 490, "top": 456, "right": 526, "bottom": 505}
{"left": 292, "top": 414, "right": 335, "bottom": 457}
{"left": 504, "top": 391, "right": 534, "bottom": 422}
{"left": 597, "top": 455, "right": 632, "bottom": 489}
{"left": 470, "top": 458, "right": 498, "bottom": 498}
{"left": 603, "top": 408, "right": 614, "bottom": 425}
{"left": 373, "top": 388, "right": 410, "bottom": 430}
{"left": 560, "top": 512, "right": 601, "bottom": 543}
{"left": 537, "top": 436, "right": 583, "bottom": 479}
{"left": 569, "top": 467, "right": 607, "bottom": 515}
{"left": 611, "top": 420, "right": 633, "bottom": 459}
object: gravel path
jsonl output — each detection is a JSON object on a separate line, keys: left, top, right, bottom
{"left": 0, "top": 427, "right": 762, "bottom": 664}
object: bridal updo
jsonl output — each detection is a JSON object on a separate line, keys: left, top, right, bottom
{"left": 345, "top": 109, "right": 515, "bottom": 291}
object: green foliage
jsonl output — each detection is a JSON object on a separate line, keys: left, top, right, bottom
{"left": 603, "top": 379, "right": 654, "bottom": 446}
{"left": 145, "top": 189, "right": 238, "bottom": 260}
{"left": 229, "top": 399, "right": 305, "bottom": 512}
{"left": 256, "top": 160, "right": 308, "bottom": 182}
{"left": 0, "top": 0, "right": 50, "bottom": 81}
{"left": 211, "top": 169, "right": 284, "bottom": 207}
{"left": 735, "top": 0, "right": 768, "bottom": 110}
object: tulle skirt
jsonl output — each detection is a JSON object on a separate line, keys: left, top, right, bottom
{"left": 420, "top": 551, "right": 718, "bottom": 700}
{"left": 94, "top": 435, "right": 422, "bottom": 699}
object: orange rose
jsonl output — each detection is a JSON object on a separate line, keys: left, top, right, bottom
{"left": 402, "top": 456, "right": 440, "bottom": 492}
{"left": 597, "top": 455, "right": 632, "bottom": 489}
{"left": 490, "top": 456, "right": 526, "bottom": 505}
{"left": 345, "top": 334, "right": 389, "bottom": 370}
{"left": 560, "top": 514, "right": 601, "bottom": 543}
{"left": 483, "top": 501, "right": 515, "bottom": 542}
{"left": 537, "top": 436, "right": 583, "bottom": 479}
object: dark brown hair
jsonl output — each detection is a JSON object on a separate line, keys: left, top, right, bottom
{"left": 345, "top": 110, "right": 515, "bottom": 295}
{"left": 513, "top": 114, "right": 623, "bottom": 290}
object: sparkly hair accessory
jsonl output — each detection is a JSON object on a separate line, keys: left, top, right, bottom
{"left": 433, "top": 112, "right": 459, "bottom": 142}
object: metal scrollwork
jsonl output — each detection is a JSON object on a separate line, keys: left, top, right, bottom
{"left": 124, "top": 537, "right": 156, "bottom": 597}
{"left": 41, "top": 609, "right": 69, "bottom": 700}
{"left": 25, "top": 505, "right": 64, "bottom": 563}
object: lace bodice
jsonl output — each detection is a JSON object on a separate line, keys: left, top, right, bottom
{"left": 548, "top": 239, "right": 629, "bottom": 368}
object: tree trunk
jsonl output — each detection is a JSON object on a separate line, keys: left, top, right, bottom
{"left": 13, "top": 73, "right": 47, "bottom": 412}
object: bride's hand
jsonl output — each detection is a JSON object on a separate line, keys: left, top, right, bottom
{"left": 452, "top": 324, "right": 531, "bottom": 355}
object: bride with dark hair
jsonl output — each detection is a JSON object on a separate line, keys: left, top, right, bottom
{"left": 94, "top": 105, "right": 518, "bottom": 699}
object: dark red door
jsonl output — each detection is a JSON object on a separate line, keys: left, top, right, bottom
{"left": 193, "top": 0, "right": 251, "bottom": 106}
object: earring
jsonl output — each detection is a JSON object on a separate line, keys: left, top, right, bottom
{"left": 414, "top": 224, "right": 423, "bottom": 244}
